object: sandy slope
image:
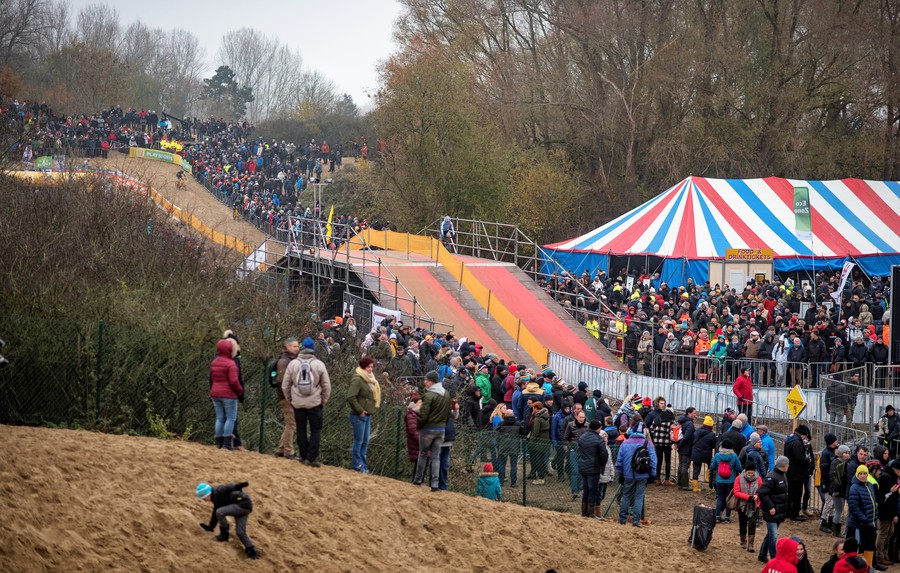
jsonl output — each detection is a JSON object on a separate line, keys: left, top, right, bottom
{"left": 91, "top": 155, "right": 265, "bottom": 247}
{"left": 0, "top": 425, "right": 837, "bottom": 572}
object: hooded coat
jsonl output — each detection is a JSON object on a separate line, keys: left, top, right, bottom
{"left": 209, "top": 339, "right": 243, "bottom": 399}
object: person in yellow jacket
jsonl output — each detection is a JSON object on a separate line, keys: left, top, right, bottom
{"left": 585, "top": 318, "right": 600, "bottom": 339}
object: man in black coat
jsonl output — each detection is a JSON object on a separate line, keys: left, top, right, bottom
{"left": 783, "top": 424, "right": 811, "bottom": 521}
{"left": 676, "top": 407, "right": 697, "bottom": 490}
{"left": 757, "top": 456, "right": 790, "bottom": 562}
{"left": 876, "top": 459, "right": 900, "bottom": 566}
{"left": 577, "top": 420, "right": 609, "bottom": 520}
{"left": 718, "top": 418, "right": 747, "bottom": 455}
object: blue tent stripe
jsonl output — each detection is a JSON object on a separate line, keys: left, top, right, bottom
{"left": 571, "top": 180, "right": 683, "bottom": 250}
{"left": 883, "top": 180, "right": 900, "bottom": 201}
{"left": 694, "top": 187, "right": 729, "bottom": 257}
{"left": 807, "top": 180, "right": 894, "bottom": 254}
{"left": 725, "top": 179, "right": 815, "bottom": 256}
{"left": 644, "top": 185, "right": 686, "bottom": 253}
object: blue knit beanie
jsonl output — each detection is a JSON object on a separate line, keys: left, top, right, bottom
{"left": 302, "top": 337, "right": 315, "bottom": 350}
{"left": 196, "top": 483, "right": 212, "bottom": 499}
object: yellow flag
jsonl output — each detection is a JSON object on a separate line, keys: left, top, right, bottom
{"left": 325, "top": 205, "right": 334, "bottom": 244}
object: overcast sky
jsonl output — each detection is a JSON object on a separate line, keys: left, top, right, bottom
{"left": 65, "top": 0, "right": 403, "bottom": 109}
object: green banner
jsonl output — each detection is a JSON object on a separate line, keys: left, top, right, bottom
{"left": 34, "top": 156, "right": 52, "bottom": 170}
{"left": 143, "top": 149, "right": 175, "bottom": 163}
{"left": 793, "top": 186, "right": 811, "bottom": 239}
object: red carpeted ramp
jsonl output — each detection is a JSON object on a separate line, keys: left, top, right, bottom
{"left": 466, "top": 264, "right": 613, "bottom": 369}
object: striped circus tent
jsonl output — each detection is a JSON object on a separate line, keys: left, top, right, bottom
{"left": 544, "top": 176, "right": 900, "bottom": 286}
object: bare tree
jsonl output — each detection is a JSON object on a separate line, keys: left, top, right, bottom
{"left": 74, "top": 3, "right": 120, "bottom": 55}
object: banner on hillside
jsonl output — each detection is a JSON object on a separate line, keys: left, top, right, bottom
{"left": 793, "top": 186, "right": 812, "bottom": 241}
{"left": 34, "top": 156, "right": 52, "bottom": 171}
{"left": 831, "top": 261, "right": 855, "bottom": 305}
{"left": 372, "top": 304, "right": 401, "bottom": 329}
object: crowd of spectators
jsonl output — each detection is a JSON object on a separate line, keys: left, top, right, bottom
{"left": 543, "top": 267, "right": 893, "bottom": 387}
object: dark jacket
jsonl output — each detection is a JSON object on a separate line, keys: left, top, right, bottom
{"left": 691, "top": 426, "right": 717, "bottom": 464}
{"left": 676, "top": 415, "right": 695, "bottom": 456}
{"left": 830, "top": 456, "right": 849, "bottom": 496}
{"left": 577, "top": 429, "right": 609, "bottom": 475}
{"left": 496, "top": 415, "right": 522, "bottom": 454}
{"left": 876, "top": 473, "right": 900, "bottom": 521}
{"left": 718, "top": 428, "right": 747, "bottom": 456}
{"left": 784, "top": 434, "right": 810, "bottom": 481}
{"left": 758, "top": 467, "right": 789, "bottom": 523}
{"left": 274, "top": 349, "right": 298, "bottom": 401}
{"left": 204, "top": 482, "right": 252, "bottom": 529}
{"left": 820, "top": 445, "right": 837, "bottom": 489}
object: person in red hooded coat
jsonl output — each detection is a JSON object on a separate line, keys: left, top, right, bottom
{"left": 209, "top": 338, "right": 243, "bottom": 450}
{"left": 761, "top": 537, "right": 799, "bottom": 573}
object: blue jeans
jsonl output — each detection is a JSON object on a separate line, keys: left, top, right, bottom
{"left": 495, "top": 450, "right": 518, "bottom": 486}
{"left": 349, "top": 414, "right": 371, "bottom": 472}
{"left": 619, "top": 478, "right": 648, "bottom": 525}
{"left": 212, "top": 397, "right": 238, "bottom": 438}
{"left": 758, "top": 521, "right": 779, "bottom": 561}
{"left": 715, "top": 482, "right": 732, "bottom": 519}
{"left": 569, "top": 449, "right": 582, "bottom": 494}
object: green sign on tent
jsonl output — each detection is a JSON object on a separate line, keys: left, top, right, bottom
{"left": 793, "top": 186, "right": 811, "bottom": 240}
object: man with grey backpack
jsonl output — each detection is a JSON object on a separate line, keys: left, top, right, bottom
{"left": 283, "top": 337, "right": 331, "bottom": 467}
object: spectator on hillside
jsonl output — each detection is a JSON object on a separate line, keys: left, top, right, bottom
{"left": 414, "top": 370, "right": 451, "bottom": 491}
{"left": 616, "top": 421, "right": 657, "bottom": 527}
{"left": 209, "top": 338, "right": 242, "bottom": 451}
{"left": 283, "top": 337, "right": 331, "bottom": 467}
{"left": 346, "top": 356, "right": 381, "bottom": 473}
{"left": 273, "top": 337, "right": 299, "bottom": 459}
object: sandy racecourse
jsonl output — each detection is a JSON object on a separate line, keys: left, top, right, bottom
{"left": 91, "top": 154, "right": 265, "bottom": 248}
{"left": 0, "top": 425, "right": 839, "bottom": 572}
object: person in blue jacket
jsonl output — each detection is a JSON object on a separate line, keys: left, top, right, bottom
{"left": 711, "top": 438, "right": 743, "bottom": 522}
{"left": 616, "top": 421, "right": 657, "bottom": 527}
{"left": 846, "top": 463, "right": 878, "bottom": 566}
{"left": 757, "top": 424, "right": 777, "bottom": 473}
{"left": 511, "top": 378, "right": 526, "bottom": 421}
{"left": 476, "top": 462, "right": 502, "bottom": 500}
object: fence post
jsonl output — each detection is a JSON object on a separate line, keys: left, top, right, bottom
{"left": 394, "top": 409, "right": 403, "bottom": 479}
{"left": 412, "top": 297, "right": 418, "bottom": 328}
{"left": 95, "top": 320, "right": 104, "bottom": 417}
{"left": 485, "top": 290, "right": 492, "bottom": 319}
{"left": 458, "top": 262, "right": 465, "bottom": 292}
{"left": 259, "top": 363, "right": 268, "bottom": 453}
{"left": 521, "top": 438, "right": 527, "bottom": 507}
{"left": 515, "top": 320, "right": 522, "bottom": 351}
{"left": 395, "top": 277, "right": 399, "bottom": 311}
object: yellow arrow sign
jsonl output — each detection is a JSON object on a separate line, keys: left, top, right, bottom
{"left": 785, "top": 385, "right": 807, "bottom": 419}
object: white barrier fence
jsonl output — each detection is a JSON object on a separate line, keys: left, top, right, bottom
{"left": 549, "top": 351, "right": 893, "bottom": 430}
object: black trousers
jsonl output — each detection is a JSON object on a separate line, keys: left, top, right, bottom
{"left": 294, "top": 405, "right": 324, "bottom": 462}
{"left": 787, "top": 478, "right": 805, "bottom": 518}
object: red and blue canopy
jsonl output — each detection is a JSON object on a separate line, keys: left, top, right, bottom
{"left": 545, "top": 176, "right": 900, "bottom": 283}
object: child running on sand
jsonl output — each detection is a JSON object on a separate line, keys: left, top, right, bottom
{"left": 196, "top": 482, "right": 258, "bottom": 559}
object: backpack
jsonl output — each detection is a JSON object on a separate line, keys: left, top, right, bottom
{"left": 631, "top": 439, "right": 651, "bottom": 474}
{"left": 717, "top": 458, "right": 732, "bottom": 479}
{"left": 293, "top": 358, "right": 314, "bottom": 396}
{"left": 267, "top": 359, "right": 280, "bottom": 388}
{"left": 670, "top": 423, "right": 683, "bottom": 443}
{"left": 832, "top": 459, "right": 848, "bottom": 490}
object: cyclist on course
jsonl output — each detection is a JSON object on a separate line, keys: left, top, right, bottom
{"left": 440, "top": 216, "right": 455, "bottom": 241}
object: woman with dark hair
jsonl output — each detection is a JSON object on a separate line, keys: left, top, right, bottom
{"left": 790, "top": 537, "right": 815, "bottom": 573}
{"left": 347, "top": 356, "right": 381, "bottom": 472}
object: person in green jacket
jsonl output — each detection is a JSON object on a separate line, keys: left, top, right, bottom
{"left": 474, "top": 365, "right": 492, "bottom": 407}
{"left": 529, "top": 402, "right": 552, "bottom": 485}
{"left": 708, "top": 334, "right": 729, "bottom": 382}
{"left": 414, "top": 370, "right": 452, "bottom": 490}
{"left": 347, "top": 357, "right": 381, "bottom": 473}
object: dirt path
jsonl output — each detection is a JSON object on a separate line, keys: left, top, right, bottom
{"left": 91, "top": 155, "right": 265, "bottom": 247}
{"left": 0, "top": 425, "right": 839, "bottom": 573}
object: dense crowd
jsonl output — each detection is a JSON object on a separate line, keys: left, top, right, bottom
{"left": 2, "top": 98, "right": 197, "bottom": 160}
{"left": 543, "top": 267, "right": 892, "bottom": 387}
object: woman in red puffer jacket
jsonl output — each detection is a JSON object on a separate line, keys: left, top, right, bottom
{"left": 209, "top": 338, "right": 243, "bottom": 450}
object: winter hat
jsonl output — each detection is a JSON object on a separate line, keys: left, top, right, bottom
{"left": 721, "top": 438, "right": 734, "bottom": 450}
{"left": 703, "top": 416, "right": 714, "bottom": 427}
{"left": 795, "top": 424, "right": 810, "bottom": 437}
{"left": 578, "top": 381, "right": 588, "bottom": 390}
{"left": 483, "top": 462, "right": 494, "bottom": 473}
{"left": 509, "top": 364, "right": 518, "bottom": 374}
{"left": 592, "top": 389, "right": 603, "bottom": 398}
{"left": 745, "top": 460, "right": 757, "bottom": 472}
{"left": 425, "top": 370, "right": 440, "bottom": 383}
{"left": 479, "top": 364, "right": 489, "bottom": 372}
{"left": 856, "top": 464, "right": 870, "bottom": 477}
{"left": 890, "top": 459, "right": 900, "bottom": 472}
{"left": 410, "top": 393, "right": 421, "bottom": 403}
{"left": 731, "top": 419, "right": 743, "bottom": 430}
{"left": 301, "top": 337, "right": 315, "bottom": 350}
{"left": 589, "top": 420, "right": 602, "bottom": 430}
{"left": 196, "top": 483, "right": 212, "bottom": 499}
{"left": 642, "top": 397, "right": 652, "bottom": 407}
{"left": 749, "top": 433, "right": 761, "bottom": 445}
{"left": 632, "top": 422, "right": 646, "bottom": 435}
{"left": 825, "top": 433, "right": 838, "bottom": 446}
{"left": 836, "top": 445, "right": 851, "bottom": 455}
{"left": 774, "top": 456, "right": 790, "bottom": 469}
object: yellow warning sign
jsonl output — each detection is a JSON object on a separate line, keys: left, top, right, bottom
{"left": 785, "top": 385, "right": 807, "bottom": 419}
